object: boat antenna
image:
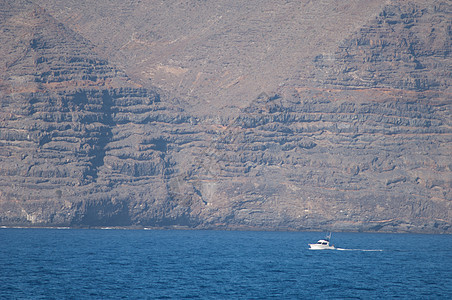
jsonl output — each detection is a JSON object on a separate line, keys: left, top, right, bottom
{"left": 326, "top": 232, "right": 332, "bottom": 241}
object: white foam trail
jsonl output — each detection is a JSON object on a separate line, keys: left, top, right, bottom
{"left": 336, "top": 248, "right": 383, "bottom": 252}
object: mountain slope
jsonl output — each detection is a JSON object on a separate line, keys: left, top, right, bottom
{"left": 1, "top": 0, "right": 450, "bottom": 232}
{"left": 0, "top": 0, "right": 170, "bottom": 226}
{"left": 35, "top": 0, "right": 390, "bottom": 113}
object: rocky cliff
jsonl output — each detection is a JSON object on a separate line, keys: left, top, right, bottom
{"left": 1, "top": 0, "right": 450, "bottom": 233}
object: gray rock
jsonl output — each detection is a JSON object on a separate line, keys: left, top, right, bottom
{"left": 0, "top": 0, "right": 450, "bottom": 233}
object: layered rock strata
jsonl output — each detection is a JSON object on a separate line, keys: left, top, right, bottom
{"left": 0, "top": 0, "right": 450, "bottom": 233}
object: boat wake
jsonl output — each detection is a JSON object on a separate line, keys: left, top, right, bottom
{"left": 336, "top": 248, "right": 383, "bottom": 252}
{"left": 308, "top": 233, "right": 383, "bottom": 252}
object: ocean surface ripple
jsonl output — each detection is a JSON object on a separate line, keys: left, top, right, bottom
{"left": 1, "top": 229, "right": 451, "bottom": 299}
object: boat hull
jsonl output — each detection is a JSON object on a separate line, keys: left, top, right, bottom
{"left": 308, "top": 244, "right": 336, "bottom": 250}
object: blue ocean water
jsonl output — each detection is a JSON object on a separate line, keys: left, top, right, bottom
{"left": 0, "top": 228, "right": 451, "bottom": 299}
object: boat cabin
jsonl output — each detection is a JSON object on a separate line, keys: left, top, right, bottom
{"left": 316, "top": 239, "right": 329, "bottom": 245}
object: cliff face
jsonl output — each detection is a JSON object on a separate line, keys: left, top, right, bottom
{"left": 312, "top": 1, "right": 451, "bottom": 91}
{"left": 0, "top": 0, "right": 168, "bottom": 226}
{"left": 0, "top": 0, "right": 450, "bottom": 233}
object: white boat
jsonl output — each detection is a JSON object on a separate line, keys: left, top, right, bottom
{"left": 309, "top": 233, "right": 336, "bottom": 250}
